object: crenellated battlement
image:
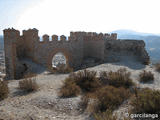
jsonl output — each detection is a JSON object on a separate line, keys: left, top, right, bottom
{"left": 60, "top": 35, "right": 66, "bottom": 41}
{"left": 52, "top": 35, "right": 58, "bottom": 41}
{"left": 3, "top": 28, "right": 117, "bottom": 45}
{"left": 4, "top": 28, "right": 20, "bottom": 33}
{"left": 3, "top": 28, "right": 20, "bottom": 39}
{"left": 69, "top": 31, "right": 117, "bottom": 40}
{"left": 42, "top": 34, "right": 49, "bottom": 42}
{"left": 40, "top": 34, "right": 69, "bottom": 43}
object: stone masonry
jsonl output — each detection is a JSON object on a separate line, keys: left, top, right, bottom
{"left": 3, "top": 28, "right": 150, "bottom": 80}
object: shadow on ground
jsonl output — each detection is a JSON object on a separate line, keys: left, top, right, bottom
{"left": 109, "top": 55, "right": 146, "bottom": 70}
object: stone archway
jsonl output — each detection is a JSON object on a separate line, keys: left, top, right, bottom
{"left": 47, "top": 48, "right": 73, "bottom": 72}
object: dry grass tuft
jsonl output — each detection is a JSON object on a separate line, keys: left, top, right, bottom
{"left": 94, "top": 86, "right": 131, "bottom": 112}
{"left": 59, "top": 77, "right": 81, "bottom": 98}
{"left": 73, "top": 69, "right": 101, "bottom": 92}
{"left": 79, "top": 95, "right": 89, "bottom": 112}
{"left": 99, "top": 68, "right": 134, "bottom": 88}
{"left": 19, "top": 76, "right": 39, "bottom": 93}
{"left": 131, "top": 88, "right": 160, "bottom": 115}
{"left": 93, "top": 110, "right": 117, "bottom": 120}
{"left": 0, "top": 80, "right": 9, "bottom": 100}
{"left": 155, "top": 63, "right": 160, "bottom": 73}
{"left": 139, "top": 70, "right": 154, "bottom": 83}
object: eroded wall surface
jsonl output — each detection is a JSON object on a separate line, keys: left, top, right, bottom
{"left": 104, "top": 39, "right": 150, "bottom": 64}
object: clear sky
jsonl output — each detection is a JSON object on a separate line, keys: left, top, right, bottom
{"left": 0, "top": 0, "right": 160, "bottom": 36}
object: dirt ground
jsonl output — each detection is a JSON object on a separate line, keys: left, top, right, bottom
{"left": 0, "top": 58, "right": 160, "bottom": 120}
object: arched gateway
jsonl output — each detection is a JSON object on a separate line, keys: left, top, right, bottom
{"left": 47, "top": 48, "right": 73, "bottom": 72}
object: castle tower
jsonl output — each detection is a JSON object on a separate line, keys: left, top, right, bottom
{"left": 22, "top": 28, "right": 39, "bottom": 60}
{"left": 3, "top": 28, "right": 20, "bottom": 79}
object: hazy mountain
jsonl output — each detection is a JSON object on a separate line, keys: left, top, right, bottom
{"left": 112, "top": 30, "right": 160, "bottom": 64}
{"left": 112, "top": 29, "right": 160, "bottom": 37}
{"left": 0, "top": 35, "right": 4, "bottom": 50}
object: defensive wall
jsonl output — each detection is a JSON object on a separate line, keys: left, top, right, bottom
{"left": 3, "top": 28, "right": 149, "bottom": 79}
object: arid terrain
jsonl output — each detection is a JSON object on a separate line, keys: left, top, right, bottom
{"left": 0, "top": 54, "right": 160, "bottom": 120}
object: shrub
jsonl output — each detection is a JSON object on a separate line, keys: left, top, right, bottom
{"left": 0, "top": 80, "right": 9, "bottom": 100}
{"left": 94, "top": 86, "right": 131, "bottom": 112}
{"left": 139, "top": 70, "right": 154, "bottom": 83}
{"left": 79, "top": 95, "right": 89, "bottom": 112}
{"left": 99, "top": 68, "right": 134, "bottom": 88}
{"left": 59, "top": 77, "right": 81, "bottom": 97}
{"left": 94, "top": 110, "right": 117, "bottom": 120}
{"left": 155, "top": 63, "right": 160, "bottom": 72}
{"left": 19, "top": 76, "right": 39, "bottom": 93}
{"left": 72, "top": 69, "right": 101, "bottom": 92}
{"left": 59, "top": 69, "right": 101, "bottom": 97}
{"left": 131, "top": 88, "right": 160, "bottom": 115}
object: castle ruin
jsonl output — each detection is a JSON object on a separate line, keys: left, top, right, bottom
{"left": 3, "top": 28, "right": 150, "bottom": 80}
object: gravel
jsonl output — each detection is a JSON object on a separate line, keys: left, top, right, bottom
{"left": 0, "top": 57, "right": 160, "bottom": 120}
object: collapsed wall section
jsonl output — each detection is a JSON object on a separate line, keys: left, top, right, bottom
{"left": 104, "top": 39, "right": 150, "bottom": 64}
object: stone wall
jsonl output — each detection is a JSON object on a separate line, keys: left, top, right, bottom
{"left": 104, "top": 39, "right": 150, "bottom": 64}
{"left": 3, "top": 28, "right": 150, "bottom": 80}
{"left": 34, "top": 33, "right": 84, "bottom": 70}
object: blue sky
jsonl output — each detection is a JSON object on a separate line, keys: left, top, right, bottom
{"left": 0, "top": 0, "right": 160, "bottom": 36}
{"left": 0, "top": 0, "right": 40, "bottom": 35}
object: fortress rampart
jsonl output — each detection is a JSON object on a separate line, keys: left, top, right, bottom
{"left": 3, "top": 28, "right": 149, "bottom": 80}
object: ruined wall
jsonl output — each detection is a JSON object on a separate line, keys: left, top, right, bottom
{"left": 104, "top": 39, "right": 150, "bottom": 64}
{"left": 3, "top": 28, "right": 149, "bottom": 80}
{"left": 34, "top": 32, "right": 84, "bottom": 70}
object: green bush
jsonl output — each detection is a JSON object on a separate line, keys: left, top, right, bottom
{"left": 99, "top": 68, "right": 134, "bottom": 88}
{"left": 139, "top": 70, "right": 154, "bottom": 83}
{"left": 0, "top": 80, "right": 9, "bottom": 100}
{"left": 131, "top": 88, "right": 160, "bottom": 114}
{"left": 59, "top": 77, "right": 81, "bottom": 97}
{"left": 94, "top": 86, "right": 131, "bottom": 112}
{"left": 19, "top": 76, "right": 39, "bottom": 93}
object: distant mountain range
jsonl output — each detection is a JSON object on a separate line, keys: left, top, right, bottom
{"left": 0, "top": 35, "right": 3, "bottom": 50}
{"left": 112, "top": 29, "right": 160, "bottom": 37}
{"left": 0, "top": 30, "right": 160, "bottom": 63}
